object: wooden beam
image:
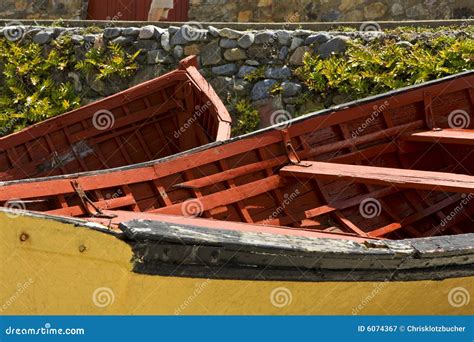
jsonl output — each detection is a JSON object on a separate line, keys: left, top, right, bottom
{"left": 280, "top": 161, "right": 474, "bottom": 194}
{"left": 402, "top": 129, "right": 474, "bottom": 145}
{"left": 154, "top": 175, "right": 285, "bottom": 215}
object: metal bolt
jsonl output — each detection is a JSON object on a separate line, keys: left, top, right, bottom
{"left": 19, "top": 233, "right": 29, "bottom": 242}
{"left": 78, "top": 244, "right": 87, "bottom": 253}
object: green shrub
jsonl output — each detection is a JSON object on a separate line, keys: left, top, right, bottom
{"left": 243, "top": 66, "right": 266, "bottom": 82}
{"left": 75, "top": 43, "right": 140, "bottom": 80}
{"left": 295, "top": 36, "right": 474, "bottom": 99}
{"left": 0, "top": 38, "right": 139, "bottom": 136}
{"left": 232, "top": 100, "right": 260, "bottom": 135}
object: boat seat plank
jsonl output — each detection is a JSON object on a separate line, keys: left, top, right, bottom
{"left": 403, "top": 129, "right": 474, "bottom": 145}
{"left": 280, "top": 161, "right": 474, "bottom": 193}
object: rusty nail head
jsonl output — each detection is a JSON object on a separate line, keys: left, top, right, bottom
{"left": 20, "top": 233, "right": 29, "bottom": 241}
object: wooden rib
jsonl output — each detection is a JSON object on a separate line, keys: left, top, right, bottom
{"left": 64, "top": 124, "right": 90, "bottom": 172}
{"left": 121, "top": 104, "right": 154, "bottom": 160}
{"left": 218, "top": 159, "right": 254, "bottom": 223}
{"left": 175, "top": 155, "right": 287, "bottom": 189}
{"left": 421, "top": 204, "right": 474, "bottom": 237}
{"left": 280, "top": 161, "right": 474, "bottom": 194}
{"left": 257, "top": 147, "right": 300, "bottom": 227}
{"left": 368, "top": 194, "right": 463, "bottom": 237}
{"left": 307, "top": 120, "right": 424, "bottom": 157}
{"left": 315, "top": 179, "right": 368, "bottom": 237}
{"left": 44, "top": 135, "right": 68, "bottom": 175}
{"left": 423, "top": 91, "right": 437, "bottom": 129}
{"left": 304, "top": 187, "right": 398, "bottom": 219}
{"left": 328, "top": 143, "right": 397, "bottom": 164}
{"left": 69, "top": 100, "right": 177, "bottom": 143}
{"left": 46, "top": 194, "right": 136, "bottom": 217}
{"left": 402, "top": 129, "right": 474, "bottom": 145}
{"left": 153, "top": 175, "right": 284, "bottom": 215}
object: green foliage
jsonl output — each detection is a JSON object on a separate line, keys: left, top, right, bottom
{"left": 269, "top": 82, "right": 283, "bottom": 95}
{"left": 0, "top": 38, "right": 80, "bottom": 133}
{"left": 232, "top": 100, "right": 260, "bottom": 135}
{"left": 75, "top": 43, "right": 140, "bottom": 80}
{"left": 295, "top": 36, "right": 474, "bottom": 99}
{"left": 0, "top": 38, "right": 139, "bottom": 136}
{"left": 243, "top": 66, "right": 266, "bottom": 82}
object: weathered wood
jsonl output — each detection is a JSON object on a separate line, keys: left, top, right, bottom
{"left": 281, "top": 161, "right": 474, "bottom": 193}
{"left": 0, "top": 55, "right": 231, "bottom": 182}
{"left": 403, "top": 129, "right": 474, "bottom": 145}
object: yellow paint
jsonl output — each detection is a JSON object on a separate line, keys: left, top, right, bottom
{"left": 0, "top": 212, "right": 472, "bottom": 315}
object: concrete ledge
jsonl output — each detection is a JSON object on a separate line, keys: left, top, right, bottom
{"left": 0, "top": 19, "right": 472, "bottom": 30}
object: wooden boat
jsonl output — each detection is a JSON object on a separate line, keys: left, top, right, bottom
{"left": 0, "top": 56, "right": 231, "bottom": 181}
{"left": 1, "top": 71, "right": 473, "bottom": 315}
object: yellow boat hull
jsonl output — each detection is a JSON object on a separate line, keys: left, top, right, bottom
{"left": 1, "top": 212, "right": 472, "bottom": 315}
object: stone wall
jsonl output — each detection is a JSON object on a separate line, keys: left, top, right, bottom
{"left": 0, "top": 0, "right": 88, "bottom": 19}
{"left": 0, "top": 23, "right": 470, "bottom": 128}
{"left": 189, "top": 0, "right": 474, "bottom": 22}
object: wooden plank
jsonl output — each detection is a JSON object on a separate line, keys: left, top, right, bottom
{"left": 175, "top": 155, "right": 288, "bottom": 189}
{"left": 46, "top": 194, "right": 136, "bottom": 217}
{"left": 403, "top": 129, "right": 474, "bottom": 145}
{"left": 368, "top": 194, "right": 462, "bottom": 237}
{"left": 280, "top": 161, "right": 474, "bottom": 194}
{"left": 70, "top": 101, "right": 177, "bottom": 143}
{"left": 154, "top": 175, "right": 284, "bottom": 215}
{"left": 306, "top": 120, "right": 424, "bottom": 157}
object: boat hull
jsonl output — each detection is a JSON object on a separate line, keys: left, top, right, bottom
{"left": 0, "top": 56, "right": 231, "bottom": 181}
{"left": 1, "top": 210, "right": 472, "bottom": 315}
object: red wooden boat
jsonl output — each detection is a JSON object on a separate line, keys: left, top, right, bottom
{"left": 0, "top": 56, "right": 231, "bottom": 181}
{"left": 1, "top": 71, "right": 473, "bottom": 284}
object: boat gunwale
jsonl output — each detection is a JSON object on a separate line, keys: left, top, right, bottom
{"left": 1, "top": 70, "right": 472, "bottom": 187}
{"left": 1, "top": 207, "right": 473, "bottom": 282}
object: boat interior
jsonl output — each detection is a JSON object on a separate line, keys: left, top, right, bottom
{"left": 0, "top": 56, "right": 231, "bottom": 181}
{"left": 0, "top": 72, "right": 473, "bottom": 241}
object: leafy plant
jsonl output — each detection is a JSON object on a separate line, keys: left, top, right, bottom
{"left": 295, "top": 36, "right": 474, "bottom": 99}
{"left": 0, "top": 37, "right": 140, "bottom": 136}
{"left": 270, "top": 82, "right": 283, "bottom": 95}
{"left": 232, "top": 100, "right": 260, "bottom": 135}
{"left": 75, "top": 43, "right": 140, "bottom": 81}
{"left": 0, "top": 38, "right": 80, "bottom": 133}
{"left": 243, "top": 66, "right": 266, "bottom": 82}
